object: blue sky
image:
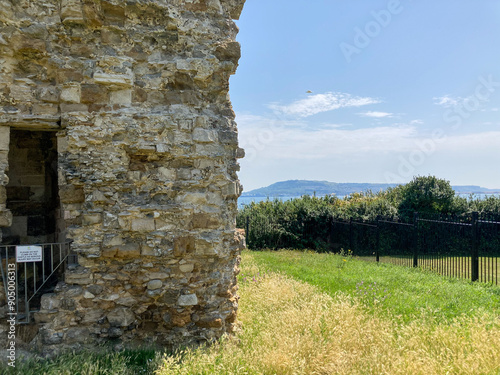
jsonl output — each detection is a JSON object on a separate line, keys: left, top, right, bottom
{"left": 230, "top": 0, "right": 500, "bottom": 191}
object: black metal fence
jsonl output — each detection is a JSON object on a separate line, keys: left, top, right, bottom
{"left": 240, "top": 212, "right": 500, "bottom": 285}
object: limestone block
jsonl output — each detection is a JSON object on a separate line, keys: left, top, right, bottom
{"left": 61, "top": 0, "right": 84, "bottom": 24}
{"left": 64, "top": 327, "right": 91, "bottom": 344}
{"left": 93, "top": 72, "right": 133, "bottom": 88}
{"left": 0, "top": 210, "right": 12, "bottom": 227}
{"left": 222, "top": 182, "right": 239, "bottom": 198}
{"left": 32, "top": 103, "right": 59, "bottom": 116}
{"left": 220, "top": 0, "right": 246, "bottom": 19}
{"left": 196, "top": 317, "right": 223, "bottom": 328}
{"left": 9, "top": 84, "right": 33, "bottom": 102}
{"left": 177, "top": 293, "right": 198, "bottom": 306}
{"left": 171, "top": 311, "right": 192, "bottom": 327}
{"left": 61, "top": 84, "right": 81, "bottom": 103}
{"left": 86, "top": 285, "right": 104, "bottom": 295}
{"left": 236, "top": 147, "right": 245, "bottom": 159}
{"left": 83, "top": 291, "right": 95, "bottom": 299}
{"left": 107, "top": 307, "right": 135, "bottom": 327}
{"left": 82, "top": 213, "right": 102, "bottom": 226}
{"left": 81, "top": 84, "right": 108, "bottom": 104}
{"left": 158, "top": 290, "right": 178, "bottom": 305}
{"left": 41, "top": 294, "right": 60, "bottom": 310}
{"left": 116, "top": 296, "right": 137, "bottom": 307}
{"left": 39, "top": 86, "right": 60, "bottom": 103}
{"left": 141, "top": 245, "right": 159, "bottom": 257}
{"left": 157, "top": 167, "right": 175, "bottom": 180}
{"left": 34, "top": 310, "right": 58, "bottom": 324}
{"left": 131, "top": 218, "right": 155, "bottom": 232}
{"left": 90, "top": 190, "right": 110, "bottom": 203}
{"left": 60, "top": 103, "right": 88, "bottom": 113}
{"left": 0, "top": 126, "right": 9, "bottom": 151}
{"left": 156, "top": 143, "right": 169, "bottom": 153}
{"left": 117, "top": 243, "right": 141, "bottom": 258}
{"left": 65, "top": 286, "right": 84, "bottom": 298}
{"left": 65, "top": 267, "right": 93, "bottom": 285}
{"left": 101, "top": 1, "right": 126, "bottom": 26}
{"left": 108, "top": 327, "right": 123, "bottom": 338}
{"left": 193, "top": 128, "right": 216, "bottom": 143}
{"left": 81, "top": 309, "right": 105, "bottom": 324}
{"left": 218, "top": 130, "right": 238, "bottom": 145}
{"left": 148, "top": 272, "right": 169, "bottom": 280}
{"left": 147, "top": 280, "right": 162, "bottom": 290}
{"left": 191, "top": 213, "right": 219, "bottom": 229}
{"left": 195, "top": 238, "right": 213, "bottom": 255}
{"left": 179, "top": 264, "right": 194, "bottom": 273}
{"left": 173, "top": 236, "right": 195, "bottom": 256}
{"left": 177, "top": 168, "right": 192, "bottom": 180}
{"left": 40, "top": 329, "right": 64, "bottom": 345}
{"left": 215, "top": 41, "right": 241, "bottom": 64}
{"left": 59, "top": 185, "right": 85, "bottom": 203}
{"left": 179, "top": 119, "right": 194, "bottom": 131}
{"left": 102, "top": 235, "right": 123, "bottom": 247}
{"left": 102, "top": 243, "right": 140, "bottom": 259}
{"left": 110, "top": 89, "right": 132, "bottom": 106}
{"left": 178, "top": 193, "right": 207, "bottom": 205}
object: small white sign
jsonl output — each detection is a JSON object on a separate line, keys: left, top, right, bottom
{"left": 16, "top": 246, "right": 43, "bottom": 263}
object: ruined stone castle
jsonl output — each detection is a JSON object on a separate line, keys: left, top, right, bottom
{"left": 0, "top": 0, "right": 246, "bottom": 355}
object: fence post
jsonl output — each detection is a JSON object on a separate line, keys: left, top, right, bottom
{"left": 413, "top": 212, "right": 419, "bottom": 268}
{"left": 245, "top": 216, "right": 249, "bottom": 247}
{"left": 471, "top": 212, "right": 479, "bottom": 282}
{"left": 375, "top": 216, "right": 380, "bottom": 263}
{"left": 349, "top": 217, "right": 353, "bottom": 251}
{"left": 328, "top": 217, "right": 334, "bottom": 252}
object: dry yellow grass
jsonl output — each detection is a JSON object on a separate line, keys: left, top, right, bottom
{"left": 155, "top": 254, "right": 500, "bottom": 375}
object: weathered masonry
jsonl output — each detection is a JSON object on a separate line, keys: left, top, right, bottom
{"left": 0, "top": 0, "right": 246, "bottom": 355}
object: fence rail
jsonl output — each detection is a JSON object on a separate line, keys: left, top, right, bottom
{"left": 240, "top": 212, "right": 500, "bottom": 285}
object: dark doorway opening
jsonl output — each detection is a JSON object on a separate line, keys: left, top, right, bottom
{"left": 0, "top": 130, "right": 65, "bottom": 323}
{"left": 1, "top": 130, "right": 59, "bottom": 245}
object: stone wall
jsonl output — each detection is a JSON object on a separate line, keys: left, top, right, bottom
{"left": 0, "top": 0, "right": 246, "bottom": 355}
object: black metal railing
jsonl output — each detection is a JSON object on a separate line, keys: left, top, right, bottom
{"left": 0, "top": 241, "right": 74, "bottom": 324}
{"left": 240, "top": 212, "right": 500, "bottom": 285}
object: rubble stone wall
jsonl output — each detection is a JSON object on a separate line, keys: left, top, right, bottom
{"left": 0, "top": 0, "right": 246, "bottom": 355}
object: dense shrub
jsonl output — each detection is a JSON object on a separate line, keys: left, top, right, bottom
{"left": 238, "top": 176, "right": 500, "bottom": 250}
{"left": 237, "top": 193, "right": 396, "bottom": 251}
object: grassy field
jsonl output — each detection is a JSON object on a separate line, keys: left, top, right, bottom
{"left": 250, "top": 250, "right": 500, "bottom": 323}
{"left": 360, "top": 255, "right": 499, "bottom": 285}
{"left": 2, "top": 250, "right": 500, "bottom": 374}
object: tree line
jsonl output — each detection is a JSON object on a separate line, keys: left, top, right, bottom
{"left": 236, "top": 176, "right": 500, "bottom": 250}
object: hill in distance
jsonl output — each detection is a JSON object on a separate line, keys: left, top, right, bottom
{"left": 241, "top": 180, "right": 500, "bottom": 197}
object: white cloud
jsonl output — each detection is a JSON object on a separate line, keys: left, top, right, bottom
{"left": 433, "top": 95, "right": 461, "bottom": 108}
{"left": 438, "top": 131, "right": 500, "bottom": 151}
{"left": 236, "top": 112, "right": 500, "bottom": 190}
{"left": 268, "top": 92, "right": 380, "bottom": 118}
{"left": 237, "top": 112, "right": 500, "bottom": 161}
{"left": 358, "top": 111, "right": 393, "bottom": 118}
{"left": 237, "top": 113, "right": 417, "bottom": 160}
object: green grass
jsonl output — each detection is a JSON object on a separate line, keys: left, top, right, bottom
{"left": 367, "top": 255, "right": 500, "bottom": 284}
{"left": 247, "top": 250, "right": 500, "bottom": 323}
{"left": 2, "top": 250, "right": 499, "bottom": 374}
{"left": 0, "top": 347, "right": 159, "bottom": 375}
